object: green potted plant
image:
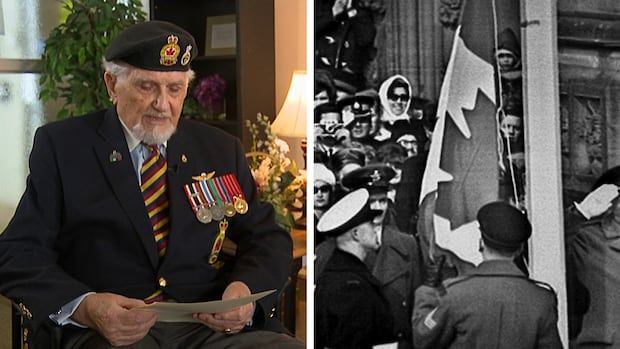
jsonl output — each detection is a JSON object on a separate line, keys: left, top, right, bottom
{"left": 39, "top": 0, "right": 146, "bottom": 119}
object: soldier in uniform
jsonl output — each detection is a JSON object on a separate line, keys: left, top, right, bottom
{"left": 339, "top": 93, "right": 382, "bottom": 152}
{"left": 315, "top": 188, "right": 396, "bottom": 349}
{"left": 412, "top": 201, "right": 562, "bottom": 348}
{"left": 342, "top": 164, "right": 424, "bottom": 349}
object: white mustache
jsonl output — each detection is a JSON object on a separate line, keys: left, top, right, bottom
{"left": 145, "top": 111, "right": 172, "bottom": 119}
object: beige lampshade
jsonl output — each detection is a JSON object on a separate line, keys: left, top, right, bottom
{"left": 272, "top": 70, "right": 308, "bottom": 138}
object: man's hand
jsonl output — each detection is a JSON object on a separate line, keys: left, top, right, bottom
{"left": 423, "top": 255, "right": 446, "bottom": 288}
{"left": 71, "top": 293, "right": 158, "bottom": 346}
{"left": 193, "top": 281, "right": 254, "bottom": 334}
{"left": 575, "top": 183, "right": 619, "bottom": 219}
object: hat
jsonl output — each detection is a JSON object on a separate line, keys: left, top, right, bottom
{"left": 342, "top": 164, "right": 395, "bottom": 192}
{"left": 316, "top": 188, "right": 381, "bottom": 236}
{"left": 477, "top": 201, "right": 531, "bottom": 252}
{"left": 331, "top": 148, "right": 366, "bottom": 173}
{"left": 338, "top": 90, "right": 378, "bottom": 111}
{"left": 315, "top": 163, "right": 336, "bottom": 187}
{"left": 388, "top": 120, "right": 427, "bottom": 145}
{"left": 497, "top": 28, "right": 520, "bottom": 58}
{"left": 105, "top": 21, "right": 197, "bottom": 71}
{"left": 314, "top": 103, "right": 341, "bottom": 123}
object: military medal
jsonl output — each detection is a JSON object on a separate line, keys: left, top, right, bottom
{"left": 234, "top": 197, "right": 249, "bottom": 214}
{"left": 209, "top": 219, "right": 228, "bottom": 264}
{"left": 183, "top": 182, "right": 212, "bottom": 224}
{"left": 206, "top": 178, "right": 230, "bottom": 221}
{"left": 199, "top": 180, "right": 225, "bottom": 221}
{"left": 196, "top": 205, "right": 212, "bottom": 224}
{"left": 223, "top": 174, "right": 248, "bottom": 214}
{"left": 214, "top": 176, "right": 236, "bottom": 217}
{"left": 209, "top": 204, "right": 225, "bottom": 221}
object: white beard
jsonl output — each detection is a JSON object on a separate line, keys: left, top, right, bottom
{"left": 132, "top": 120, "right": 176, "bottom": 145}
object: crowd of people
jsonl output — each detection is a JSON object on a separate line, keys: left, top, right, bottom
{"left": 313, "top": 1, "right": 562, "bottom": 348}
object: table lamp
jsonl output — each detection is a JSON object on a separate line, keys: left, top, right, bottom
{"left": 271, "top": 70, "right": 308, "bottom": 167}
{"left": 271, "top": 70, "right": 308, "bottom": 227}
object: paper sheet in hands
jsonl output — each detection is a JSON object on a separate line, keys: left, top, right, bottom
{"left": 138, "top": 289, "right": 275, "bottom": 322}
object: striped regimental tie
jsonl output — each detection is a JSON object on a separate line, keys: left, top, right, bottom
{"left": 140, "top": 144, "right": 170, "bottom": 259}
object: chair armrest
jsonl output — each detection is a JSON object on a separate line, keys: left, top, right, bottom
{"left": 0, "top": 293, "right": 19, "bottom": 349}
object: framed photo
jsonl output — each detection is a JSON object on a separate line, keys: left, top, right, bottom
{"left": 205, "top": 15, "right": 237, "bottom": 56}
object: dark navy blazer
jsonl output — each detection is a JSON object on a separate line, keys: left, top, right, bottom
{"left": 0, "top": 108, "right": 293, "bottom": 334}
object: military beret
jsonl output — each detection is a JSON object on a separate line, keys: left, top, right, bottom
{"left": 105, "top": 21, "right": 197, "bottom": 72}
{"left": 317, "top": 188, "right": 380, "bottom": 237}
{"left": 477, "top": 201, "right": 531, "bottom": 252}
{"left": 342, "top": 164, "right": 395, "bottom": 192}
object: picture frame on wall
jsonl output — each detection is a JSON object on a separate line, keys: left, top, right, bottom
{"left": 205, "top": 15, "right": 236, "bottom": 56}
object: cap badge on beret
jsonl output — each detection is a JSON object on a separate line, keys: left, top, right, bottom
{"left": 370, "top": 170, "right": 381, "bottom": 183}
{"left": 181, "top": 45, "right": 193, "bottom": 66}
{"left": 160, "top": 35, "right": 181, "bottom": 66}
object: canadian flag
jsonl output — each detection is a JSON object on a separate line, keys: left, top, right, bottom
{"left": 419, "top": 0, "right": 519, "bottom": 266}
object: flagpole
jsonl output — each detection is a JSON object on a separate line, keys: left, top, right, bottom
{"left": 521, "top": 0, "right": 568, "bottom": 346}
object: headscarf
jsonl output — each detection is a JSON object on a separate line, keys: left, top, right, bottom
{"left": 378, "top": 74, "right": 413, "bottom": 124}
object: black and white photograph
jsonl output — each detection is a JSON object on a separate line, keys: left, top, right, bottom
{"left": 314, "top": 0, "right": 619, "bottom": 348}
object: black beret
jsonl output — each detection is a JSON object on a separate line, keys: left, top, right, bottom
{"left": 316, "top": 188, "right": 381, "bottom": 236}
{"left": 105, "top": 21, "right": 197, "bottom": 72}
{"left": 477, "top": 201, "right": 531, "bottom": 252}
{"left": 342, "top": 164, "right": 395, "bottom": 192}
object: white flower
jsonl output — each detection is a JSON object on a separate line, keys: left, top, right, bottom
{"left": 275, "top": 138, "right": 290, "bottom": 154}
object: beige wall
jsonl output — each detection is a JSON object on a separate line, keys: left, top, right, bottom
{"left": 274, "top": 0, "right": 307, "bottom": 110}
{"left": 274, "top": 0, "right": 307, "bottom": 167}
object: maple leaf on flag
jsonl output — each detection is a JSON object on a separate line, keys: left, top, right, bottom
{"left": 418, "top": 0, "right": 519, "bottom": 266}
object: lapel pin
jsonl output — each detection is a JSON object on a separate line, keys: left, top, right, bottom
{"left": 109, "top": 150, "right": 123, "bottom": 163}
{"left": 181, "top": 154, "right": 188, "bottom": 163}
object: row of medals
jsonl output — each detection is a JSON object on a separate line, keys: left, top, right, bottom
{"left": 196, "top": 196, "right": 248, "bottom": 224}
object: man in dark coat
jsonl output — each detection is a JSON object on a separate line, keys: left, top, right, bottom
{"left": 0, "top": 21, "right": 302, "bottom": 348}
{"left": 412, "top": 201, "right": 562, "bottom": 349}
{"left": 315, "top": 188, "right": 396, "bottom": 349}
{"left": 342, "top": 164, "right": 424, "bottom": 349}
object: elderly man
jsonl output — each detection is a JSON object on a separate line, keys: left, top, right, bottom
{"left": 412, "top": 201, "right": 561, "bottom": 348}
{"left": 315, "top": 188, "right": 396, "bottom": 349}
{"left": 0, "top": 21, "right": 302, "bottom": 348}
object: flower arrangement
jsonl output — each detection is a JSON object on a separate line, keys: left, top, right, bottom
{"left": 188, "top": 74, "right": 227, "bottom": 119}
{"left": 246, "top": 113, "right": 306, "bottom": 232}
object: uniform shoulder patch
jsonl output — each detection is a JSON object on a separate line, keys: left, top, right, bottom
{"left": 423, "top": 308, "right": 438, "bottom": 329}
